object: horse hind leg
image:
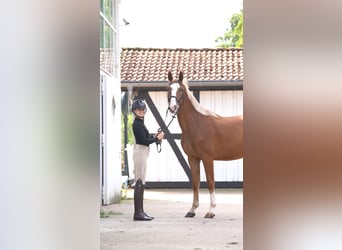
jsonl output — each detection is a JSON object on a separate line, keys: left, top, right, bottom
{"left": 185, "top": 156, "right": 200, "bottom": 218}
{"left": 203, "top": 159, "right": 216, "bottom": 219}
{"left": 204, "top": 192, "right": 216, "bottom": 219}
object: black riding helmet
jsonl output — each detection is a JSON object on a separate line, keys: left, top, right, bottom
{"left": 131, "top": 99, "right": 147, "bottom": 117}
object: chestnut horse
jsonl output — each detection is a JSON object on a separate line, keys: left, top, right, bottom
{"left": 167, "top": 71, "right": 243, "bottom": 218}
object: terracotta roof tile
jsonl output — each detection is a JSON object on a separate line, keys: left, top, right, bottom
{"left": 100, "top": 47, "right": 243, "bottom": 82}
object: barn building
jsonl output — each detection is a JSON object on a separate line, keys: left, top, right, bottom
{"left": 99, "top": 0, "right": 243, "bottom": 204}
{"left": 120, "top": 47, "right": 243, "bottom": 188}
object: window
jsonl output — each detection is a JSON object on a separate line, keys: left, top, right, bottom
{"left": 100, "top": 0, "right": 117, "bottom": 76}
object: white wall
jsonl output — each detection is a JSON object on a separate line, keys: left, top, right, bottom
{"left": 101, "top": 74, "right": 122, "bottom": 204}
{"left": 138, "top": 90, "right": 243, "bottom": 183}
{"left": 100, "top": 0, "right": 122, "bottom": 205}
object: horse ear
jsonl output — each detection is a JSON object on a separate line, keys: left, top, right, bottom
{"left": 179, "top": 71, "right": 183, "bottom": 81}
{"left": 168, "top": 71, "right": 173, "bottom": 81}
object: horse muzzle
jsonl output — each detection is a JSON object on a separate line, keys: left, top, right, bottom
{"left": 168, "top": 96, "right": 179, "bottom": 114}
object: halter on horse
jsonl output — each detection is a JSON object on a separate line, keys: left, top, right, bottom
{"left": 167, "top": 71, "right": 243, "bottom": 218}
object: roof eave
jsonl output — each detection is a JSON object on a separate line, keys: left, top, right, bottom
{"left": 121, "top": 80, "right": 243, "bottom": 91}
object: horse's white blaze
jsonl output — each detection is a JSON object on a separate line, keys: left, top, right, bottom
{"left": 169, "top": 83, "right": 180, "bottom": 113}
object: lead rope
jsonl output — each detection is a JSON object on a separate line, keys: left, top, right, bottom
{"left": 156, "top": 108, "right": 178, "bottom": 153}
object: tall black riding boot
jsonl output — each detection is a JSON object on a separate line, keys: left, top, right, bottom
{"left": 133, "top": 179, "right": 153, "bottom": 221}
{"left": 142, "top": 184, "right": 154, "bottom": 220}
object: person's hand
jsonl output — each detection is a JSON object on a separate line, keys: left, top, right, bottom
{"left": 156, "top": 131, "right": 164, "bottom": 140}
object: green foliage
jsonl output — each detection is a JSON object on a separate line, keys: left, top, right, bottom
{"left": 216, "top": 10, "right": 243, "bottom": 48}
{"left": 100, "top": 209, "right": 123, "bottom": 218}
{"left": 121, "top": 113, "right": 134, "bottom": 146}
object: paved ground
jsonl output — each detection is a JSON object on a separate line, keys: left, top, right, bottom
{"left": 100, "top": 188, "right": 243, "bottom": 250}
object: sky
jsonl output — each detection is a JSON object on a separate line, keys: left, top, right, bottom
{"left": 119, "top": 0, "right": 243, "bottom": 48}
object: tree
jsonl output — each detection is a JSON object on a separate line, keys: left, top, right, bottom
{"left": 215, "top": 10, "right": 243, "bottom": 48}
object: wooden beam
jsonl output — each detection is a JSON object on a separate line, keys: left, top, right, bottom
{"left": 145, "top": 181, "right": 243, "bottom": 189}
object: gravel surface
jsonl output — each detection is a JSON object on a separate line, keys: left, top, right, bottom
{"left": 100, "top": 188, "right": 243, "bottom": 250}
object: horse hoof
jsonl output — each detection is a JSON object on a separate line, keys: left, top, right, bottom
{"left": 204, "top": 212, "right": 215, "bottom": 219}
{"left": 185, "top": 212, "right": 196, "bottom": 217}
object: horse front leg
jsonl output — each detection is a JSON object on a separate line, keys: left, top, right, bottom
{"left": 203, "top": 159, "right": 216, "bottom": 218}
{"left": 185, "top": 156, "right": 200, "bottom": 218}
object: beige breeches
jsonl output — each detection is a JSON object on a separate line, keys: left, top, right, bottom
{"left": 133, "top": 144, "right": 150, "bottom": 184}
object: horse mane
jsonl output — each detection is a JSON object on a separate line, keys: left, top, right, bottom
{"left": 182, "top": 79, "right": 219, "bottom": 117}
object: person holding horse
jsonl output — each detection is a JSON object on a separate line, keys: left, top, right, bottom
{"left": 131, "top": 99, "right": 164, "bottom": 221}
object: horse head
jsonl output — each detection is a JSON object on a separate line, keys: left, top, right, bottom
{"left": 167, "top": 71, "right": 184, "bottom": 114}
